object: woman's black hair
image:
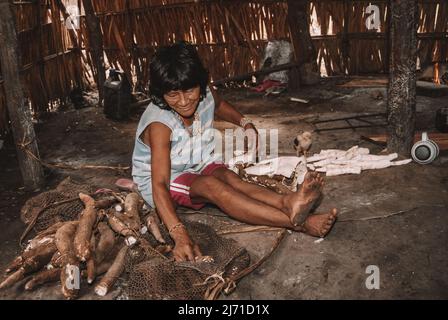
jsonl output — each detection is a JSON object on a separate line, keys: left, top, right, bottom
{"left": 149, "top": 41, "right": 209, "bottom": 110}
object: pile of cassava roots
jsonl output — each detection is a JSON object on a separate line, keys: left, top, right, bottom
{"left": 0, "top": 192, "right": 169, "bottom": 299}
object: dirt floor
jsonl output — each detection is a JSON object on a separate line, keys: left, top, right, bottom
{"left": 1, "top": 77, "right": 447, "bottom": 299}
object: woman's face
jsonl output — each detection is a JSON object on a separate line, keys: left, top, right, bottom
{"left": 163, "top": 86, "right": 201, "bottom": 118}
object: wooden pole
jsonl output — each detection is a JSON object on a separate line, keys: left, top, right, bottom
{"left": 82, "top": 0, "right": 105, "bottom": 106}
{"left": 287, "top": 0, "right": 319, "bottom": 88}
{"left": 0, "top": 0, "right": 44, "bottom": 190}
{"left": 387, "top": 0, "right": 418, "bottom": 155}
{"left": 212, "top": 62, "right": 300, "bottom": 86}
{"left": 384, "top": 0, "right": 391, "bottom": 73}
{"left": 342, "top": 0, "right": 350, "bottom": 74}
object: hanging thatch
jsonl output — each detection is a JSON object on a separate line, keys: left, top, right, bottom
{"left": 0, "top": 0, "right": 86, "bottom": 136}
{"left": 0, "top": 0, "right": 447, "bottom": 136}
{"left": 312, "top": 0, "right": 447, "bottom": 76}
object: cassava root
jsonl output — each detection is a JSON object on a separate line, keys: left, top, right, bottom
{"left": 94, "top": 246, "right": 128, "bottom": 296}
{"left": 74, "top": 193, "right": 97, "bottom": 262}
{"left": 55, "top": 221, "right": 79, "bottom": 299}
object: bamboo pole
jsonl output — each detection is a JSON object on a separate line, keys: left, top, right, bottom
{"left": 36, "top": 0, "right": 49, "bottom": 104}
{"left": 342, "top": 0, "right": 349, "bottom": 73}
{"left": 0, "top": 0, "right": 44, "bottom": 190}
{"left": 82, "top": 0, "right": 105, "bottom": 106}
{"left": 212, "top": 62, "right": 299, "bottom": 86}
{"left": 384, "top": 0, "right": 391, "bottom": 73}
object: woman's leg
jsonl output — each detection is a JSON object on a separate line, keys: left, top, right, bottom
{"left": 189, "top": 175, "right": 337, "bottom": 236}
{"left": 211, "top": 167, "right": 324, "bottom": 226}
{"left": 210, "top": 167, "right": 285, "bottom": 208}
{"left": 190, "top": 175, "right": 293, "bottom": 228}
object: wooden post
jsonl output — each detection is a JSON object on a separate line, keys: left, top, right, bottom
{"left": 287, "top": 0, "right": 319, "bottom": 89}
{"left": 384, "top": 0, "right": 391, "bottom": 74}
{"left": 387, "top": 0, "right": 418, "bottom": 155}
{"left": 342, "top": 0, "right": 350, "bottom": 74}
{"left": 82, "top": 0, "right": 105, "bottom": 106}
{"left": 0, "top": 0, "right": 44, "bottom": 190}
{"left": 36, "top": 0, "right": 49, "bottom": 103}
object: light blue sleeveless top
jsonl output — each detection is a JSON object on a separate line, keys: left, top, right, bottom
{"left": 132, "top": 87, "right": 217, "bottom": 207}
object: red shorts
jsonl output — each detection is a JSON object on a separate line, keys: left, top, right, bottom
{"left": 169, "top": 162, "right": 227, "bottom": 210}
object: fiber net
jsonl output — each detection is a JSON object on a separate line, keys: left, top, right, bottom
{"left": 20, "top": 177, "right": 95, "bottom": 231}
{"left": 19, "top": 178, "right": 251, "bottom": 300}
{"left": 124, "top": 220, "right": 250, "bottom": 300}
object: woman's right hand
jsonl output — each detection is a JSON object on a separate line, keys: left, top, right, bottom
{"left": 146, "top": 122, "right": 203, "bottom": 262}
{"left": 170, "top": 227, "right": 202, "bottom": 262}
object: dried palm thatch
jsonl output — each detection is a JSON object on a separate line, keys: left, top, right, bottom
{"left": 87, "top": 0, "right": 289, "bottom": 90}
{"left": 311, "top": 0, "right": 447, "bottom": 76}
{"left": 0, "top": 0, "right": 446, "bottom": 135}
{"left": 0, "top": 0, "right": 86, "bottom": 136}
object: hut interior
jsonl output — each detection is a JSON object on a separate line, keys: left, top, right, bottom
{"left": 0, "top": 0, "right": 447, "bottom": 301}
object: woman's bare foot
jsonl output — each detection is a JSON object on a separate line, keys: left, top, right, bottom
{"left": 295, "top": 208, "right": 338, "bottom": 237}
{"left": 282, "top": 172, "right": 324, "bottom": 226}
